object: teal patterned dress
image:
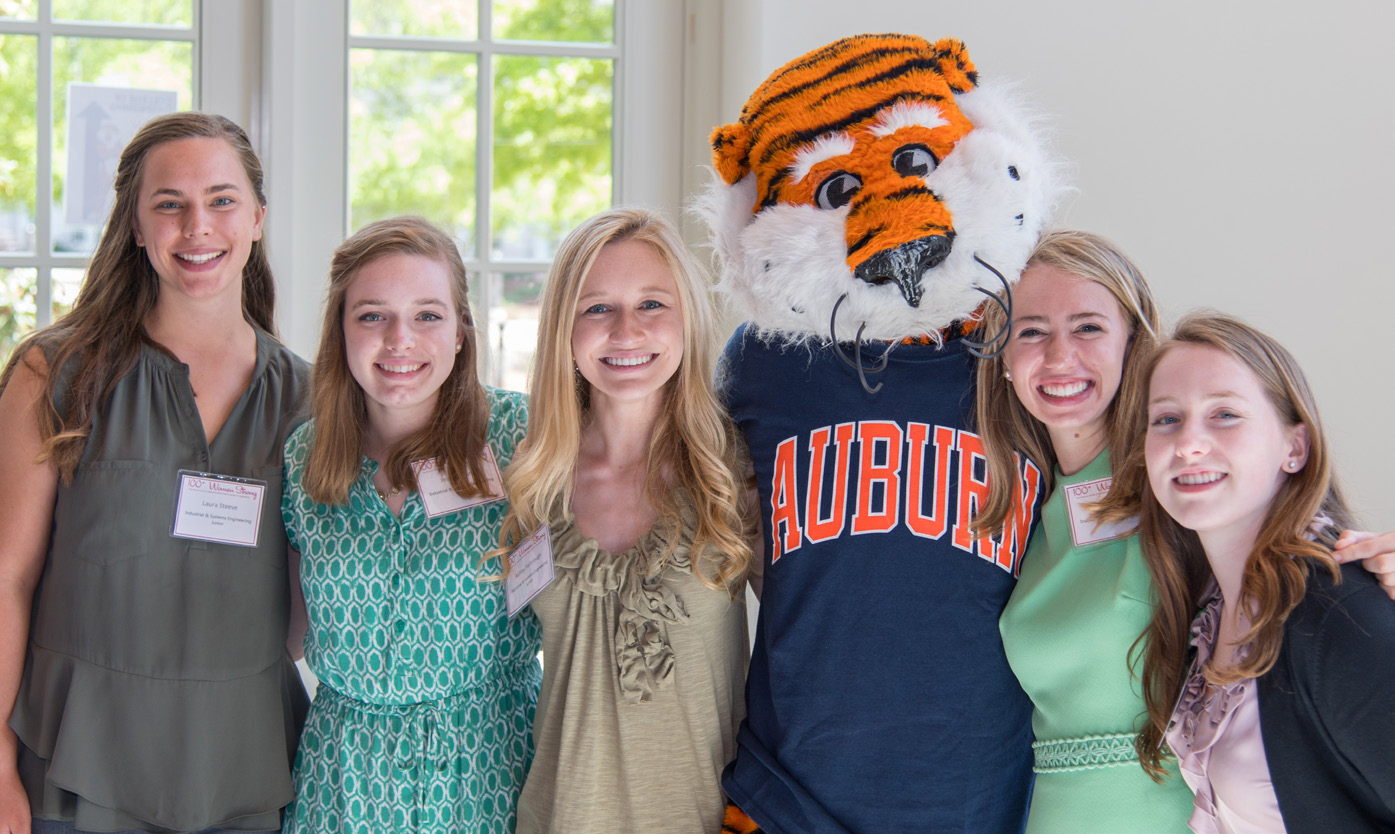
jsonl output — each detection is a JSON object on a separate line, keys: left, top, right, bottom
{"left": 280, "top": 388, "right": 542, "bottom": 834}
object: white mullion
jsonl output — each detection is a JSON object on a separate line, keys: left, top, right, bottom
{"left": 492, "top": 39, "right": 618, "bottom": 58}
{"left": 36, "top": 22, "right": 195, "bottom": 40}
{"left": 190, "top": 0, "right": 200, "bottom": 108}
{"left": 346, "top": 37, "right": 615, "bottom": 59}
{"left": 346, "top": 34, "right": 481, "bottom": 53}
{"left": 35, "top": 0, "right": 52, "bottom": 325}
{"left": 611, "top": 0, "right": 623, "bottom": 204}
{"left": 477, "top": 0, "right": 496, "bottom": 383}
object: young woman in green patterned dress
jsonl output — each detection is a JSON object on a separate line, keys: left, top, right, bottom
{"left": 280, "top": 217, "right": 541, "bottom": 833}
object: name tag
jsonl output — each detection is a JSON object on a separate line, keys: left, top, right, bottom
{"left": 506, "top": 524, "right": 556, "bottom": 619}
{"left": 171, "top": 470, "right": 267, "bottom": 548}
{"left": 1064, "top": 475, "right": 1137, "bottom": 547}
{"left": 411, "top": 446, "right": 506, "bottom": 518}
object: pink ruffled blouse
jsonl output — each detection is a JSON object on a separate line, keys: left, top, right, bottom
{"left": 1164, "top": 586, "right": 1286, "bottom": 834}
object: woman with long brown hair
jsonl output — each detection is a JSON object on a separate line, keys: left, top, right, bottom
{"left": 1131, "top": 314, "right": 1394, "bottom": 833}
{"left": 279, "top": 216, "right": 540, "bottom": 834}
{"left": 0, "top": 113, "right": 307, "bottom": 833}
{"left": 500, "top": 207, "right": 754, "bottom": 833}
{"left": 980, "top": 231, "right": 1395, "bottom": 833}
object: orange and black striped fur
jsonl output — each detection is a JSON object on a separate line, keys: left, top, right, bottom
{"left": 699, "top": 33, "right": 1057, "bottom": 345}
{"left": 722, "top": 801, "right": 764, "bottom": 833}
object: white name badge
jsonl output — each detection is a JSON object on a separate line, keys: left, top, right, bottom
{"left": 506, "top": 524, "right": 556, "bottom": 619}
{"left": 1064, "top": 475, "right": 1138, "bottom": 547}
{"left": 171, "top": 470, "right": 267, "bottom": 548}
{"left": 411, "top": 446, "right": 507, "bottom": 518}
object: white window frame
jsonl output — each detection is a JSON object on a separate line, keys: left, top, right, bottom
{"left": 0, "top": 1, "right": 258, "bottom": 330}
{"left": 0, "top": 0, "right": 260, "bottom": 328}
{"left": 261, "top": 0, "right": 686, "bottom": 373}
{"left": 1, "top": 0, "right": 687, "bottom": 368}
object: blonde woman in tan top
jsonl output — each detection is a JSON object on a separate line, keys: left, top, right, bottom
{"left": 497, "top": 208, "right": 756, "bottom": 833}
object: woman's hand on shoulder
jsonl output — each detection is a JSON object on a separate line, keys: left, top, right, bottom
{"left": 1334, "top": 530, "right": 1395, "bottom": 600}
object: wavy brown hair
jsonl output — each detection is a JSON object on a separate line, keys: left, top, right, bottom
{"left": 973, "top": 229, "right": 1160, "bottom": 537}
{"left": 300, "top": 216, "right": 491, "bottom": 505}
{"left": 1130, "top": 313, "right": 1353, "bottom": 779}
{"left": 494, "top": 207, "right": 753, "bottom": 592}
{"left": 0, "top": 112, "right": 276, "bottom": 482}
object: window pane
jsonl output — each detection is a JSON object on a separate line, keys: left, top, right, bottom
{"left": 54, "top": 0, "right": 191, "bottom": 27}
{"left": 493, "top": 0, "right": 613, "bottom": 43}
{"left": 0, "top": 0, "right": 37, "bottom": 21}
{"left": 53, "top": 266, "right": 83, "bottom": 317}
{"left": 350, "top": 48, "right": 478, "bottom": 246}
{"left": 492, "top": 54, "right": 610, "bottom": 260}
{"left": 0, "top": 266, "right": 38, "bottom": 364}
{"left": 52, "top": 36, "right": 192, "bottom": 255}
{"left": 351, "top": 0, "right": 476, "bottom": 40}
{"left": 480, "top": 269, "right": 544, "bottom": 390}
{"left": 0, "top": 34, "right": 37, "bottom": 253}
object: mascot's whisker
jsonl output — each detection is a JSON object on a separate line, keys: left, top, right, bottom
{"left": 829, "top": 293, "right": 894, "bottom": 395}
{"left": 962, "top": 254, "right": 1014, "bottom": 360}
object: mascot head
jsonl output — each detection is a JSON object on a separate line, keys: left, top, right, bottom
{"left": 701, "top": 33, "right": 1058, "bottom": 351}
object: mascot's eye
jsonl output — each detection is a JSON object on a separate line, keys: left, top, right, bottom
{"left": 815, "top": 171, "right": 862, "bottom": 210}
{"left": 892, "top": 144, "right": 937, "bottom": 178}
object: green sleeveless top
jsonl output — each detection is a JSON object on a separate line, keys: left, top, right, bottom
{"left": 10, "top": 329, "right": 310, "bottom": 832}
{"left": 999, "top": 450, "right": 1193, "bottom": 833}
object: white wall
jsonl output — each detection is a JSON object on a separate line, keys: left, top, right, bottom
{"left": 700, "top": 0, "right": 1395, "bottom": 528}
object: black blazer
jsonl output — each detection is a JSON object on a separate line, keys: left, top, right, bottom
{"left": 1259, "top": 562, "right": 1395, "bottom": 833}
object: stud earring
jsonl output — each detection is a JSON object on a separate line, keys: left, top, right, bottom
{"left": 1004, "top": 368, "right": 1013, "bottom": 382}
{"left": 1286, "top": 460, "right": 1299, "bottom": 471}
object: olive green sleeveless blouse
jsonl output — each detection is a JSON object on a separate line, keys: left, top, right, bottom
{"left": 9, "top": 329, "right": 309, "bottom": 833}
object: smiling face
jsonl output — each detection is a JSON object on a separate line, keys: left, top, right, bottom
{"left": 132, "top": 136, "right": 265, "bottom": 308}
{"left": 342, "top": 252, "right": 464, "bottom": 433}
{"left": 1001, "top": 263, "right": 1131, "bottom": 462}
{"left": 571, "top": 239, "right": 684, "bottom": 412}
{"left": 1145, "top": 343, "right": 1308, "bottom": 558}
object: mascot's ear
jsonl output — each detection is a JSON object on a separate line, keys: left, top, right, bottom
{"left": 711, "top": 121, "right": 752, "bottom": 185}
{"left": 931, "top": 37, "right": 978, "bottom": 94}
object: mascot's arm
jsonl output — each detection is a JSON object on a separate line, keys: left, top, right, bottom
{"left": 743, "top": 459, "right": 764, "bottom": 600}
{"left": 1334, "top": 530, "right": 1395, "bottom": 600}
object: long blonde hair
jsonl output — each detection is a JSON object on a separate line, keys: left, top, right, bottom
{"left": 973, "top": 229, "right": 1160, "bottom": 536}
{"left": 0, "top": 113, "right": 276, "bottom": 482}
{"left": 301, "top": 216, "right": 491, "bottom": 504}
{"left": 1131, "top": 313, "right": 1353, "bottom": 779}
{"left": 496, "top": 207, "right": 753, "bottom": 591}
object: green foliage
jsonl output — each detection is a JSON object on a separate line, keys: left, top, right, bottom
{"left": 350, "top": 48, "right": 479, "bottom": 243}
{"left": 0, "top": 269, "right": 37, "bottom": 363}
{"left": 54, "top": 0, "right": 188, "bottom": 26}
{"left": 495, "top": 0, "right": 613, "bottom": 42}
{"left": 0, "top": 35, "right": 37, "bottom": 214}
{"left": 351, "top": 0, "right": 476, "bottom": 38}
{"left": 0, "top": 1, "right": 37, "bottom": 20}
{"left": 491, "top": 54, "right": 611, "bottom": 256}
{"left": 348, "top": 0, "right": 614, "bottom": 258}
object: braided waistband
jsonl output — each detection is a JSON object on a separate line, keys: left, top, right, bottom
{"left": 1033, "top": 733, "right": 1139, "bottom": 773}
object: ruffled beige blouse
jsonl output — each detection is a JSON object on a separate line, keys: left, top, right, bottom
{"left": 515, "top": 492, "right": 748, "bottom": 833}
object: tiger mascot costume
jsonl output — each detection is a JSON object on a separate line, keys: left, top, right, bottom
{"left": 705, "top": 34, "right": 1059, "bottom": 833}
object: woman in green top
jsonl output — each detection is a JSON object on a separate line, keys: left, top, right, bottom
{"left": 0, "top": 113, "right": 307, "bottom": 833}
{"left": 978, "top": 230, "right": 1395, "bottom": 832}
{"left": 280, "top": 217, "right": 541, "bottom": 834}
{"left": 497, "top": 208, "right": 754, "bottom": 833}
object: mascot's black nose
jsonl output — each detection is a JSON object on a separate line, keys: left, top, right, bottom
{"left": 852, "top": 235, "right": 952, "bottom": 309}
